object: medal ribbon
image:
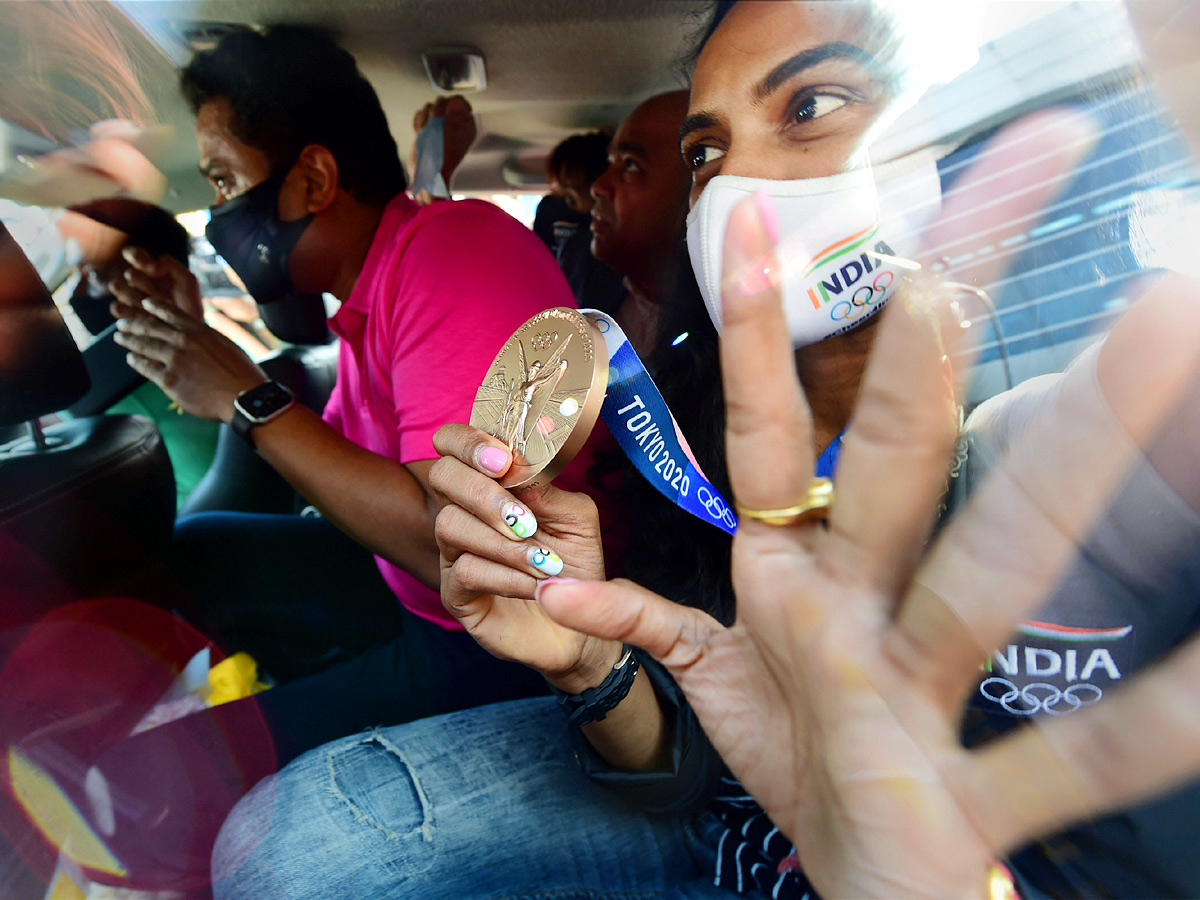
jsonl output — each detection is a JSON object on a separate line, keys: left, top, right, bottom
{"left": 582, "top": 310, "right": 843, "bottom": 535}
{"left": 583, "top": 310, "right": 737, "bottom": 533}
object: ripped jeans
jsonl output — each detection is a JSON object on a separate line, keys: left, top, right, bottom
{"left": 213, "top": 697, "right": 736, "bottom": 899}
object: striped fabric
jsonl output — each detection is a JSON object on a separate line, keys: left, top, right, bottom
{"left": 710, "top": 777, "right": 815, "bottom": 900}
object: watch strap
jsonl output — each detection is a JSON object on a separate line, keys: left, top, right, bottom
{"left": 549, "top": 645, "right": 640, "bottom": 727}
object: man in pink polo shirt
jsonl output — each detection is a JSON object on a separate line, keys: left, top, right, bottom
{"left": 110, "top": 25, "right": 594, "bottom": 753}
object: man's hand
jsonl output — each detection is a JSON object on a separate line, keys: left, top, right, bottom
{"left": 109, "top": 245, "right": 203, "bottom": 322}
{"left": 113, "top": 298, "right": 266, "bottom": 422}
{"left": 411, "top": 95, "right": 476, "bottom": 194}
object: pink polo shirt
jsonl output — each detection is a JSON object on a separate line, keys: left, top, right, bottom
{"left": 323, "top": 194, "right": 579, "bottom": 628}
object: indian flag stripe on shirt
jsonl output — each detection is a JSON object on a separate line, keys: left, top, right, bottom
{"left": 1017, "top": 620, "right": 1132, "bottom": 641}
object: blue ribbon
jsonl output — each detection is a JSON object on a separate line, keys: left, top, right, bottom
{"left": 815, "top": 431, "right": 843, "bottom": 479}
{"left": 584, "top": 311, "right": 736, "bottom": 534}
{"left": 584, "top": 310, "right": 844, "bottom": 536}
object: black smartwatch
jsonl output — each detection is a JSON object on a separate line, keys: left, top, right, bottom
{"left": 231, "top": 380, "right": 295, "bottom": 448}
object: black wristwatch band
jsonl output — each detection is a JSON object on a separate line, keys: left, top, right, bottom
{"left": 230, "top": 380, "right": 295, "bottom": 448}
{"left": 550, "top": 646, "right": 640, "bottom": 727}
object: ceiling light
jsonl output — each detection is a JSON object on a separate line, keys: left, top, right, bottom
{"left": 421, "top": 47, "right": 487, "bottom": 93}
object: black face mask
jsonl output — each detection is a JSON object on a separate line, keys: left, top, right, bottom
{"left": 204, "top": 161, "right": 314, "bottom": 306}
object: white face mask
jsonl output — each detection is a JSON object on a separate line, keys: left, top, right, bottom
{"left": 685, "top": 151, "right": 943, "bottom": 348}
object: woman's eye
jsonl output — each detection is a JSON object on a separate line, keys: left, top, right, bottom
{"left": 793, "top": 93, "right": 851, "bottom": 124}
{"left": 685, "top": 144, "right": 725, "bottom": 171}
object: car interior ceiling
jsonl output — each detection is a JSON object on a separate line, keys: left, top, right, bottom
{"left": 116, "top": 0, "right": 712, "bottom": 211}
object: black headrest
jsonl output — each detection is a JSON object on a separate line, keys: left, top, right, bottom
{"left": 0, "top": 222, "right": 90, "bottom": 426}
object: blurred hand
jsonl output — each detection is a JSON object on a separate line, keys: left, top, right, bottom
{"left": 535, "top": 110, "right": 1200, "bottom": 899}
{"left": 429, "top": 423, "right": 615, "bottom": 692}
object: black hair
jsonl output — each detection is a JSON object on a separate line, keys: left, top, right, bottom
{"left": 618, "top": 253, "right": 735, "bottom": 625}
{"left": 546, "top": 130, "right": 613, "bottom": 188}
{"left": 680, "top": 0, "right": 737, "bottom": 77}
{"left": 590, "top": 0, "right": 738, "bottom": 624}
{"left": 69, "top": 198, "right": 190, "bottom": 265}
{"left": 682, "top": 1, "right": 905, "bottom": 95}
{"left": 180, "top": 25, "right": 406, "bottom": 207}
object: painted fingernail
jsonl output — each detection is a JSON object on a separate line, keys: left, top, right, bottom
{"left": 528, "top": 547, "right": 564, "bottom": 577}
{"left": 533, "top": 576, "right": 580, "bottom": 603}
{"left": 754, "top": 187, "right": 779, "bottom": 244}
{"left": 502, "top": 502, "right": 537, "bottom": 538}
{"left": 479, "top": 446, "right": 507, "bottom": 473}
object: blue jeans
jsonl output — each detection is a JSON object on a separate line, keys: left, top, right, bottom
{"left": 213, "top": 698, "right": 737, "bottom": 899}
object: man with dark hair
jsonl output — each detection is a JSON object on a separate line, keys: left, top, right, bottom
{"left": 110, "top": 24, "right": 580, "bottom": 740}
{"left": 532, "top": 129, "right": 627, "bottom": 311}
{"left": 546, "top": 131, "right": 611, "bottom": 214}
{"left": 179, "top": 25, "right": 406, "bottom": 209}
{"left": 589, "top": 90, "right": 692, "bottom": 354}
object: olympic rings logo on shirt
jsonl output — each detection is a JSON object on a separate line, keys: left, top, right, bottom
{"left": 697, "top": 485, "right": 738, "bottom": 529}
{"left": 828, "top": 270, "right": 894, "bottom": 322}
{"left": 979, "top": 677, "right": 1104, "bottom": 716}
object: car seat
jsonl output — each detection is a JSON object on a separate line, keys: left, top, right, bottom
{"left": 0, "top": 222, "right": 175, "bottom": 625}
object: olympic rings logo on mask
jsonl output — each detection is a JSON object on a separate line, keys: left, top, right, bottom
{"left": 827, "top": 270, "right": 895, "bottom": 322}
{"left": 979, "top": 677, "right": 1104, "bottom": 717}
{"left": 697, "top": 486, "right": 738, "bottom": 529}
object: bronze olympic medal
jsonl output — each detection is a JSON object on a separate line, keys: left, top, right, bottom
{"left": 471, "top": 307, "right": 608, "bottom": 490}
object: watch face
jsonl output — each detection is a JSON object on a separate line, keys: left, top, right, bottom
{"left": 238, "top": 381, "right": 294, "bottom": 422}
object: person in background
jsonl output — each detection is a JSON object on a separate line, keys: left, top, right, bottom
{"left": 110, "top": 24, "right": 592, "bottom": 694}
{"left": 588, "top": 90, "right": 691, "bottom": 355}
{"left": 531, "top": 130, "right": 627, "bottom": 311}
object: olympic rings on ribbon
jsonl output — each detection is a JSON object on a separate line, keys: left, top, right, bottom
{"left": 697, "top": 485, "right": 738, "bottom": 530}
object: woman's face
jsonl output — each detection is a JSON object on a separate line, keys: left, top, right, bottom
{"left": 681, "top": 1, "right": 893, "bottom": 205}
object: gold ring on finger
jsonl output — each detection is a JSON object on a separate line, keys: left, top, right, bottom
{"left": 736, "top": 477, "right": 834, "bottom": 526}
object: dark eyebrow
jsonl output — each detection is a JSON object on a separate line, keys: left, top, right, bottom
{"left": 678, "top": 42, "right": 876, "bottom": 152}
{"left": 678, "top": 112, "right": 720, "bottom": 153}
{"left": 198, "top": 160, "right": 220, "bottom": 180}
{"left": 754, "top": 41, "right": 876, "bottom": 100}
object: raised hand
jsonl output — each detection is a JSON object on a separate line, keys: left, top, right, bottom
{"left": 112, "top": 297, "right": 265, "bottom": 422}
{"left": 536, "top": 108, "right": 1200, "bottom": 900}
{"left": 108, "top": 244, "right": 204, "bottom": 322}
